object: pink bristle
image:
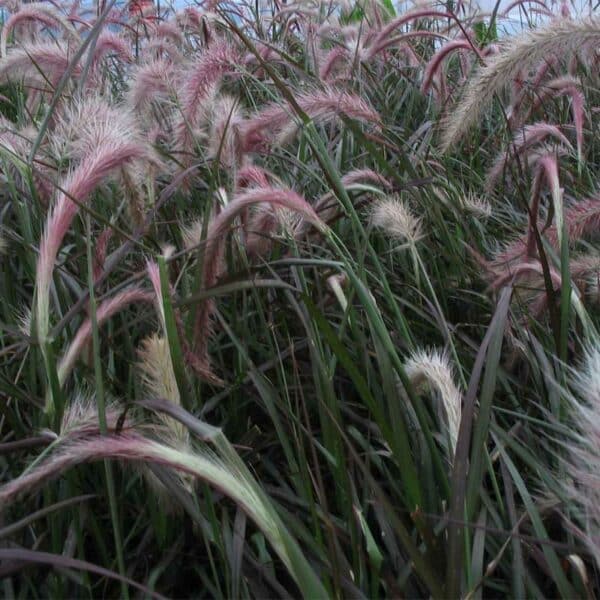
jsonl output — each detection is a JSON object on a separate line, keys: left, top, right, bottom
{"left": 319, "top": 46, "right": 349, "bottom": 81}
{"left": 525, "top": 153, "right": 559, "bottom": 257}
{"left": 508, "top": 57, "right": 559, "bottom": 128}
{"left": 341, "top": 169, "right": 391, "bottom": 189}
{"left": 365, "top": 29, "right": 444, "bottom": 60}
{"left": 491, "top": 195, "right": 600, "bottom": 273}
{"left": 93, "top": 228, "right": 113, "bottom": 282}
{"left": 1, "top": 5, "right": 68, "bottom": 55}
{"left": 153, "top": 20, "right": 185, "bottom": 46}
{"left": 245, "top": 206, "right": 280, "bottom": 258}
{"left": 147, "top": 259, "right": 222, "bottom": 384}
{"left": 564, "top": 196, "right": 600, "bottom": 243}
{"left": 207, "top": 95, "right": 244, "bottom": 169}
{"left": 490, "top": 258, "right": 562, "bottom": 291}
{"left": 235, "top": 165, "right": 274, "bottom": 191}
{"left": 559, "top": 0, "right": 571, "bottom": 18}
{"left": 181, "top": 42, "right": 237, "bottom": 117}
{"left": 501, "top": 0, "right": 551, "bottom": 16}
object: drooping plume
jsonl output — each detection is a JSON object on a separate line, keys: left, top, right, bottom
{"left": 371, "top": 196, "right": 423, "bottom": 246}
{"left": 0, "top": 3, "right": 77, "bottom": 57}
{"left": 191, "top": 187, "right": 326, "bottom": 373}
{"left": 404, "top": 348, "right": 462, "bottom": 456}
{"left": 57, "top": 287, "right": 154, "bottom": 387}
{"left": 176, "top": 41, "right": 239, "bottom": 157}
{"left": 35, "top": 98, "right": 148, "bottom": 414}
{"left": 440, "top": 18, "right": 600, "bottom": 151}
{"left": 0, "top": 41, "right": 80, "bottom": 90}
{"left": 564, "top": 345, "right": 600, "bottom": 566}
{"left": 239, "top": 88, "right": 380, "bottom": 151}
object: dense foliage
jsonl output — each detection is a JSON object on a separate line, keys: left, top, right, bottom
{"left": 0, "top": 0, "right": 599, "bottom": 597}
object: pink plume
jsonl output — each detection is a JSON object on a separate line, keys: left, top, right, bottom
{"left": 508, "top": 57, "right": 559, "bottom": 128}
{"left": 128, "top": 58, "right": 176, "bottom": 111}
{"left": 192, "top": 188, "right": 325, "bottom": 366}
{"left": 239, "top": 88, "right": 380, "bottom": 152}
{"left": 369, "top": 10, "right": 454, "bottom": 60}
{"left": 559, "top": 0, "right": 571, "bottom": 18}
{"left": 36, "top": 140, "right": 147, "bottom": 346}
{"left": 366, "top": 30, "right": 444, "bottom": 61}
{"left": 177, "top": 41, "right": 239, "bottom": 156}
{"left": 341, "top": 169, "right": 391, "bottom": 189}
{"left": 93, "top": 228, "right": 112, "bottom": 282}
{"left": 319, "top": 46, "right": 349, "bottom": 80}
{"left": 501, "top": 0, "right": 551, "bottom": 16}
{"left": 486, "top": 123, "right": 571, "bottom": 191}
{"left": 421, "top": 39, "right": 482, "bottom": 98}
{"left": 1, "top": 5, "right": 71, "bottom": 56}
{"left": 490, "top": 258, "right": 562, "bottom": 292}
{"left": 235, "top": 165, "right": 273, "bottom": 191}
{"left": 491, "top": 195, "right": 600, "bottom": 273}
{"left": 563, "top": 196, "right": 600, "bottom": 244}
{"left": 91, "top": 31, "right": 132, "bottom": 67}
{"left": 0, "top": 42, "right": 81, "bottom": 89}
{"left": 530, "top": 76, "right": 585, "bottom": 162}
{"left": 58, "top": 287, "right": 154, "bottom": 386}
{"left": 153, "top": 20, "right": 185, "bottom": 46}
{"left": 146, "top": 260, "right": 222, "bottom": 384}
{"left": 525, "top": 153, "right": 560, "bottom": 257}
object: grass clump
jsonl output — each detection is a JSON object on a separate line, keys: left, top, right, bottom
{"left": 0, "top": 0, "right": 599, "bottom": 597}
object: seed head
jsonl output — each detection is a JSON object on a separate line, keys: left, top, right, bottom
{"left": 372, "top": 196, "right": 423, "bottom": 245}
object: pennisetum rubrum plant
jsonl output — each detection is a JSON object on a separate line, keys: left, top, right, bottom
{"left": 0, "top": 0, "right": 598, "bottom": 597}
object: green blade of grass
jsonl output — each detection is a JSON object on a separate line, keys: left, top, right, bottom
{"left": 446, "top": 286, "right": 512, "bottom": 599}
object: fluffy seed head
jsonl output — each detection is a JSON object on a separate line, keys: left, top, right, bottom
{"left": 404, "top": 348, "right": 462, "bottom": 455}
{"left": 180, "top": 219, "right": 205, "bottom": 251}
{"left": 52, "top": 96, "right": 142, "bottom": 161}
{"left": 35, "top": 102, "right": 148, "bottom": 407}
{"left": 529, "top": 76, "right": 586, "bottom": 163}
{"left": 371, "top": 196, "right": 423, "bottom": 245}
{"left": 0, "top": 41, "right": 80, "bottom": 90}
{"left": 462, "top": 193, "right": 492, "bottom": 217}
{"left": 421, "top": 38, "right": 481, "bottom": 99}
{"left": 138, "top": 334, "right": 188, "bottom": 446}
{"left": 57, "top": 288, "right": 153, "bottom": 388}
{"left": 177, "top": 41, "right": 239, "bottom": 153}
{"left": 127, "top": 58, "right": 178, "bottom": 113}
{"left": 0, "top": 4, "right": 77, "bottom": 58}
{"left": 240, "top": 88, "right": 380, "bottom": 151}
{"left": 60, "top": 393, "right": 125, "bottom": 438}
{"left": 441, "top": 18, "right": 600, "bottom": 151}
{"left": 565, "top": 345, "right": 600, "bottom": 564}
{"left": 485, "top": 123, "right": 571, "bottom": 192}
{"left": 192, "top": 187, "right": 326, "bottom": 369}
{"left": 89, "top": 31, "right": 132, "bottom": 69}
{"left": 138, "top": 334, "right": 180, "bottom": 406}
{"left": 207, "top": 94, "right": 243, "bottom": 169}
{"left": 0, "top": 431, "right": 325, "bottom": 594}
